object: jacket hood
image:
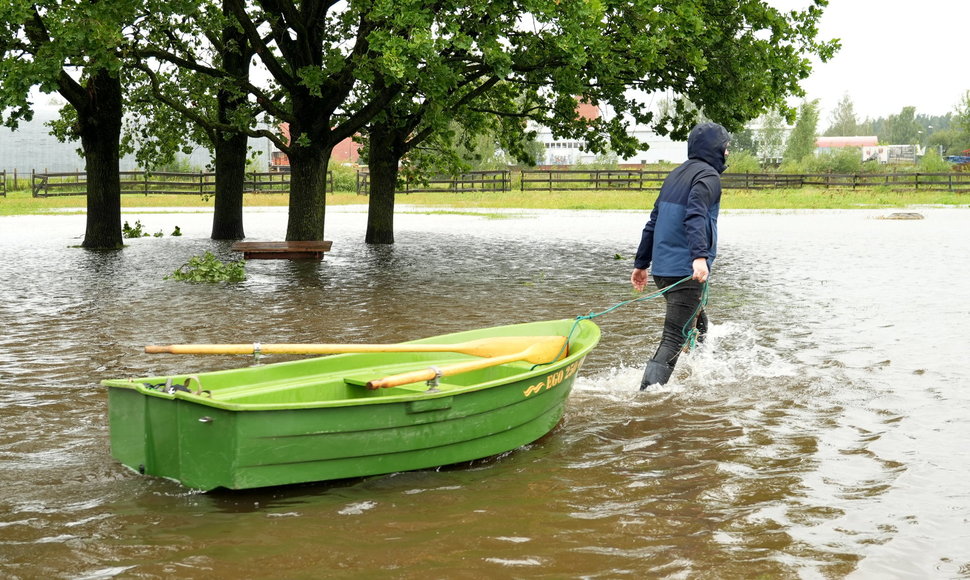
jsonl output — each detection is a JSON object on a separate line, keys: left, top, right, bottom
{"left": 687, "top": 122, "right": 731, "bottom": 174}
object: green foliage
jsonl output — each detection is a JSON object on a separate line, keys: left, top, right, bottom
{"left": 784, "top": 100, "right": 821, "bottom": 162}
{"left": 729, "top": 127, "right": 757, "bottom": 156}
{"left": 122, "top": 220, "right": 148, "bottom": 238}
{"left": 776, "top": 158, "right": 805, "bottom": 174}
{"left": 956, "top": 91, "right": 970, "bottom": 136}
{"left": 153, "top": 156, "right": 201, "bottom": 174}
{"left": 329, "top": 164, "right": 358, "bottom": 193}
{"left": 927, "top": 128, "right": 967, "bottom": 156}
{"left": 805, "top": 148, "right": 863, "bottom": 174}
{"left": 724, "top": 151, "right": 761, "bottom": 173}
{"left": 753, "top": 108, "right": 789, "bottom": 162}
{"left": 3, "top": 0, "right": 839, "bottom": 244}
{"left": 918, "top": 149, "right": 951, "bottom": 173}
{"left": 362, "top": 0, "right": 837, "bottom": 201}
{"left": 887, "top": 106, "right": 921, "bottom": 145}
{"left": 123, "top": 220, "right": 179, "bottom": 238}
{"left": 573, "top": 153, "right": 620, "bottom": 171}
{"left": 824, "top": 93, "right": 859, "bottom": 136}
{"left": 167, "top": 251, "right": 245, "bottom": 283}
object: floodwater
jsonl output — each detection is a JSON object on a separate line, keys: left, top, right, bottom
{"left": 1, "top": 205, "right": 969, "bottom": 579}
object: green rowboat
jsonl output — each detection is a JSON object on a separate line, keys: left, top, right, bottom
{"left": 102, "top": 318, "right": 600, "bottom": 491}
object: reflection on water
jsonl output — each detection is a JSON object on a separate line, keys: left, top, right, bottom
{"left": 2, "top": 207, "right": 970, "bottom": 578}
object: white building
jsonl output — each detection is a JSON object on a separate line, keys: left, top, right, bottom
{"left": 0, "top": 106, "right": 272, "bottom": 173}
{"left": 531, "top": 102, "right": 686, "bottom": 166}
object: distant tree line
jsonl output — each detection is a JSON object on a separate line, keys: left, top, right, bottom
{"left": 730, "top": 91, "right": 970, "bottom": 173}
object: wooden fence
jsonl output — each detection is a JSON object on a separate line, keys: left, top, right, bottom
{"left": 356, "top": 170, "right": 511, "bottom": 194}
{"left": 799, "top": 172, "right": 970, "bottom": 192}
{"left": 0, "top": 170, "right": 5, "bottom": 197}
{"left": 520, "top": 169, "right": 665, "bottom": 191}
{"left": 30, "top": 170, "right": 332, "bottom": 197}
{"left": 20, "top": 168, "right": 970, "bottom": 197}
{"left": 516, "top": 169, "right": 970, "bottom": 193}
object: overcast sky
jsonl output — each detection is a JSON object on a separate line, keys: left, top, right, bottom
{"left": 773, "top": 0, "right": 969, "bottom": 122}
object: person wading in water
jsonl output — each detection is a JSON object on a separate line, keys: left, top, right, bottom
{"left": 630, "top": 122, "right": 730, "bottom": 388}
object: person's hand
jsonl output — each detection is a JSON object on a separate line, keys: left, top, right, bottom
{"left": 631, "top": 268, "right": 649, "bottom": 292}
{"left": 692, "top": 258, "right": 709, "bottom": 283}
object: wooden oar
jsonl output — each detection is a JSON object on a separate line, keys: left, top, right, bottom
{"left": 144, "top": 335, "right": 567, "bottom": 359}
{"left": 365, "top": 338, "right": 569, "bottom": 390}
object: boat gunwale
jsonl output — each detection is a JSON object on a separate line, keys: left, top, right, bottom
{"left": 102, "top": 319, "right": 600, "bottom": 413}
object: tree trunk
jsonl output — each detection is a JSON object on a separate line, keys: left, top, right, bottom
{"left": 211, "top": 132, "right": 248, "bottom": 239}
{"left": 78, "top": 69, "right": 123, "bottom": 250}
{"left": 210, "top": 4, "right": 250, "bottom": 240}
{"left": 365, "top": 124, "right": 400, "bottom": 245}
{"left": 285, "top": 141, "right": 331, "bottom": 241}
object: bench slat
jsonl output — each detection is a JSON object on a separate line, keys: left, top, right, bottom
{"left": 230, "top": 241, "right": 332, "bottom": 260}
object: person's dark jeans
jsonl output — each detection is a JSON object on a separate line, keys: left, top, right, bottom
{"left": 640, "top": 276, "right": 706, "bottom": 388}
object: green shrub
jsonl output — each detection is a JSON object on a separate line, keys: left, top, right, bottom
{"left": 918, "top": 149, "right": 951, "bottom": 173}
{"left": 724, "top": 151, "right": 760, "bottom": 173}
{"left": 167, "top": 251, "right": 245, "bottom": 283}
{"left": 123, "top": 220, "right": 177, "bottom": 238}
{"left": 777, "top": 158, "right": 808, "bottom": 174}
{"left": 807, "top": 148, "right": 863, "bottom": 174}
{"left": 330, "top": 164, "right": 358, "bottom": 193}
{"left": 122, "top": 220, "right": 149, "bottom": 238}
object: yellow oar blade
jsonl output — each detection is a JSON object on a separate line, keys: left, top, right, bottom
{"left": 144, "top": 335, "right": 567, "bottom": 359}
{"left": 365, "top": 338, "right": 569, "bottom": 390}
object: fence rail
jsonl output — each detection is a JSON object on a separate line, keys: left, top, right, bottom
{"left": 800, "top": 172, "right": 970, "bottom": 192}
{"left": 356, "top": 170, "right": 511, "bottom": 194}
{"left": 515, "top": 169, "right": 970, "bottom": 193}
{"left": 520, "top": 169, "right": 667, "bottom": 191}
{"left": 19, "top": 168, "right": 970, "bottom": 198}
{"left": 30, "top": 170, "right": 332, "bottom": 197}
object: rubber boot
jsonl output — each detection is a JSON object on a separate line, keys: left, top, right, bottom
{"left": 639, "top": 359, "right": 674, "bottom": 390}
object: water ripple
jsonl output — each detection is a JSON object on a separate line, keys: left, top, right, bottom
{"left": 2, "top": 208, "right": 970, "bottom": 578}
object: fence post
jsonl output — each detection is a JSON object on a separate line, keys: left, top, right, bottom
{"left": 31, "top": 170, "right": 42, "bottom": 197}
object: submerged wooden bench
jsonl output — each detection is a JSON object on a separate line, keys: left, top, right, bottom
{"left": 230, "top": 241, "right": 333, "bottom": 260}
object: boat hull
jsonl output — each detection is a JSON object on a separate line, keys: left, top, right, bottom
{"left": 103, "top": 319, "right": 600, "bottom": 490}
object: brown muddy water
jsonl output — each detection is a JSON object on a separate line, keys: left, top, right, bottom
{"left": 1, "top": 206, "right": 969, "bottom": 579}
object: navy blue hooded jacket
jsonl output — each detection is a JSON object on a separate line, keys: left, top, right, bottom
{"left": 634, "top": 122, "right": 730, "bottom": 277}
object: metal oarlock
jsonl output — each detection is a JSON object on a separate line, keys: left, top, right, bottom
{"left": 426, "top": 366, "right": 444, "bottom": 392}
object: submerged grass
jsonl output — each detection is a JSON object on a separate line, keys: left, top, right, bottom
{"left": 1, "top": 186, "right": 967, "bottom": 216}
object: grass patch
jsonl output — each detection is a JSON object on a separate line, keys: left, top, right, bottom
{"left": 2, "top": 186, "right": 967, "bottom": 216}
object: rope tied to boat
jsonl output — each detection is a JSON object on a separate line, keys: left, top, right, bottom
{"left": 141, "top": 375, "right": 211, "bottom": 397}
{"left": 540, "top": 275, "right": 709, "bottom": 369}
